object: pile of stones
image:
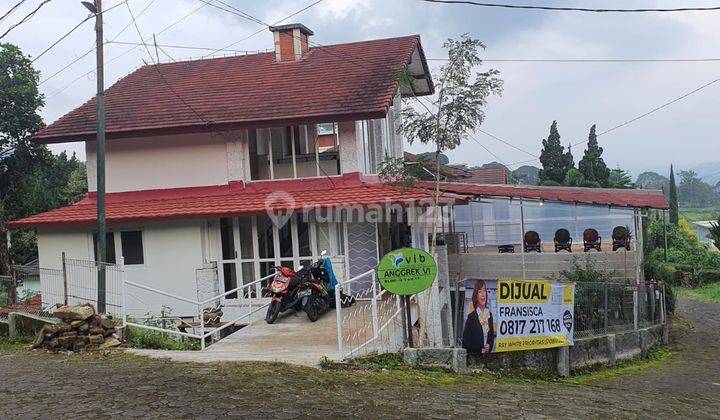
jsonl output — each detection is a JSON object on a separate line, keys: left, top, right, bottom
{"left": 32, "top": 303, "right": 123, "bottom": 351}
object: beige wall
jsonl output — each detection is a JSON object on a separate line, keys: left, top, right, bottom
{"left": 86, "top": 132, "right": 233, "bottom": 193}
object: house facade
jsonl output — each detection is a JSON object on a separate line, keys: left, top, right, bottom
{"left": 9, "top": 25, "right": 450, "bottom": 315}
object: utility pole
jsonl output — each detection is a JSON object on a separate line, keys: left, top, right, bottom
{"left": 83, "top": 0, "right": 106, "bottom": 313}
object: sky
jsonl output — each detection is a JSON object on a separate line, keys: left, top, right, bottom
{"left": 3, "top": 0, "right": 720, "bottom": 182}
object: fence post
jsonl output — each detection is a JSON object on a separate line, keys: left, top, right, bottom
{"left": 603, "top": 282, "right": 608, "bottom": 332}
{"left": 633, "top": 287, "right": 638, "bottom": 330}
{"left": 199, "top": 304, "right": 206, "bottom": 350}
{"left": 371, "top": 273, "right": 379, "bottom": 341}
{"left": 61, "top": 252, "right": 68, "bottom": 306}
{"left": 334, "top": 282, "right": 344, "bottom": 359}
{"left": 119, "top": 256, "right": 126, "bottom": 327}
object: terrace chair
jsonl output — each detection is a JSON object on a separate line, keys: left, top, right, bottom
{"left": 498, "top": 244, "right": 515, "bottom": 253}
{"left": 523, "top": 231, "right": 542, "bottom": 253}
{"left": 553, "top": 228, "right": 573, "bottom": 252}
{"left": 612, "top": 226, "right": 631, "bottom": 251}
{"left": 583, "top": 228, "right": 602, "bottom": 252}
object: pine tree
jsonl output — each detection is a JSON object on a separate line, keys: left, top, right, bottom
{"left": 668, "top": 164, "right": 679, "bottom": 224}
{"left": 539, "top": 121, "right": 573, "bottom": 184}
{"left": 578, "top": 124, "right": 610, "bottom": 186}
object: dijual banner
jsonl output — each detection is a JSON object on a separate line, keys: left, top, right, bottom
{"left": 460, "top": 278, "right": 574, "bottom": 354}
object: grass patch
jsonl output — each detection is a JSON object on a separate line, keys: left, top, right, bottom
{"left": 128, "top": 327, "right": 200, "bottom": 351}
{"left": 680, "top": 206, "right": 720, "bottom": 222}
{"left": 564, "top": 346, "right": 672, "bottom": 385}
{"left": 0, "top": 336, "right": 34, "bottom": 351}
{"left": 677, "top": 283, "right": 720, "bottom": 303}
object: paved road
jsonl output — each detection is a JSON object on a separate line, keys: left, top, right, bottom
{"left": 1, "top": 297, "right": 718, "bottom": 419}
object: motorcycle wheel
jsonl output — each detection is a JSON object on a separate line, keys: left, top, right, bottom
{"left": 265, "top": 300, "right": 281, "bottom": 324}
{"left": 305, "top": 296, "right": 321, "bottom": 322}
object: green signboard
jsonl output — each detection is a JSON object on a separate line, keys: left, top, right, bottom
{"left": 376, "top": 247, "right": 437, "bottom": 296}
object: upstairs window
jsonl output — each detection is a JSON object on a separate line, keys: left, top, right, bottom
{"left": 248, "top": 124, "right": 340, "bottom": 180}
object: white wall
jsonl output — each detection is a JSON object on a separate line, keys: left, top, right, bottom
{"left": 86, "top": 132, "right": 233, "bottom": 192}
{"left": 37, "top": 220, "right": 206, "bottom": 317}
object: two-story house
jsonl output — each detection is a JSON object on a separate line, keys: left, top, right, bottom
{"left": 8, "top": 25, "right": 460, "bottom": 315}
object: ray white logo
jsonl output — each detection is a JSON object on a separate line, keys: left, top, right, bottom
{"left": 264, "top": 191, "right": 295, "bottom": 229}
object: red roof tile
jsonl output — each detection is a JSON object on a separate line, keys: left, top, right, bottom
{"left": 37, "top": 36, "right": 429, "bottom": 143}
{"left": 419, "top": 181, "right": 668, "bottom": 209}
{"left": 7, "top": 173, "right": 468, "bottom": 229}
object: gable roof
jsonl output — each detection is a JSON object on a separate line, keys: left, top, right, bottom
{"left": 7, "top": 173, "right": 468, "bottom": 229}
{"left": 420, "top": 181, "right": 669, "bottom": 209}
{"left": 37, "top": 35, "right": 432, "bottom": 143}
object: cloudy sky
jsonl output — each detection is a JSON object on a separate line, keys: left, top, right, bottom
{"left": 4, "top": 0, "right": 719, "bottom": 181}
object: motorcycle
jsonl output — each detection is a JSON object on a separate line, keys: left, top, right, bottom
{"left": 265, "top": 265, "right": 311, "bottom": 324}
{"left": 302, "top": 251, "right": 333, "bottom": 322}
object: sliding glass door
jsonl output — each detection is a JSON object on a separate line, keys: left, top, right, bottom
{"left": 217, "top": 215, "right": 345, "bottom": 305}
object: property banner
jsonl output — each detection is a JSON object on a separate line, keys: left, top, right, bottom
{"left": 459, "top": 278, "right": 574, "bottom": 354}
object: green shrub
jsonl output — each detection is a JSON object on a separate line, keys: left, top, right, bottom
{"left": 696, "top": 269, "right": 720, "bottom": 286}
{"left": 559, "top": 257, "right": 614, "bottom": 283}
{"left": 129, "top": 327, "right": 200, "bottom": 351}
{"left": 655, "top": 264, "right": 679, "bottom": 285}
{"left": 664, "top": 283, "right": 676, "bottom": 314}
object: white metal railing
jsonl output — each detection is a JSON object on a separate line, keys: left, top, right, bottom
{"left": 334, "top": 269, "right": 404, "bottom": 359}
{"left": 123, "top": 272, "right": 275, "bottom": 349}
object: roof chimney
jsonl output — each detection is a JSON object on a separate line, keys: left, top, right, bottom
{"left": 269, "top": 23, "right": 313, "bottom": 62}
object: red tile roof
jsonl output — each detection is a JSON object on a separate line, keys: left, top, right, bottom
{"left": 7, "top": 173, "right": 468, "bottom": 229}
{"left": 36, "top": 36, "right": 429, "bottom": 143}
{"left": 419, "top": 181, "right": 668, "bottom": 209}
{"left": 463, "top": 167, "right": 509, "bottom": 184}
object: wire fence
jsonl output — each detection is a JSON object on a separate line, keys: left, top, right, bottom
{"left": 568, "top": 281, "right": 663, "bottom": 338}
{"left": 0, "top": 259, "right": 124, "bottom": 321}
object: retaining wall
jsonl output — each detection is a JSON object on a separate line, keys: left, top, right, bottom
{"left": 467, "top": 324, "right": 667, "bottom": 375}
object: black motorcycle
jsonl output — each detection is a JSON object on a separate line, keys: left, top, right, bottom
{"left": 302, "top": 251, "right": 333, "bottom": 322}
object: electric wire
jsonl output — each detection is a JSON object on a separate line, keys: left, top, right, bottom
{"left": 420, "top": 0, "right": 720, "bottom": 13}
{"left": 46, "top": 1, "right": 212, "bottom": 98}
{"left": 0, "top": 0, "right": 28, "bottom": 24}
{"left": 0, "top": 0, "right": 52, "bottom": 39}
{"left": 427, "top": 57, "right": 720, "bottom": 63}
{"left": 39, "top": 0, "right": 155, "bottom": 85}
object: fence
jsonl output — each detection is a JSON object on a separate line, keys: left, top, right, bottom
{"left": 452, "top": 280, "right": 666, "bottom": 347}
{"left": 123, "top": 272, "right": 275, "bottom": 349}
{"left": 334, "top": 270, "right": 405, "bottom": 359}
{"left": 0, "top": 258, "right": 125, "bottom": 321}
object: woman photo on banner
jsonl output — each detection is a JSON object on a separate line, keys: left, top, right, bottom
{"left": 462, "top": 279, "right": 496, "bottom": 354}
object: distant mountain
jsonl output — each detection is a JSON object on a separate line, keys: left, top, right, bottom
{"left": 510, "top": 165, "right": 540, "bottom": 185}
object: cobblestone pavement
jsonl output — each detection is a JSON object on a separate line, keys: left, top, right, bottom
{"left": 1, "top": 297, "right": 718, "bottom": 419}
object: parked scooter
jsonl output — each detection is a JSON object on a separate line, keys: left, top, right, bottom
{"left": 302, "top": 251, "right": 332, "bottom": 322}
{"left": 265, "top": 265, "right": 311, "bottom": 324}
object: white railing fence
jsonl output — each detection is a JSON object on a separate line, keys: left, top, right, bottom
{"left": 123, "top": 273, "right": 275, "bottom": 349}
{"left": 334, "top": 269, "right": 404, "bottom": 359}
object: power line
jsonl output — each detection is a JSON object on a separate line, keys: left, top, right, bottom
{"left": 126, "top": 1, "right": 210, "bottom": 125}
{"left": 0, "top": 0, "right": 28, "bottom": 24}
{"left": 505, "top": 75, "right": 720, "bottom": 168}
{"left": 201, "top": 0, "right": 324, "bottom": 58}
{"left": 38, "top": 0, "right": 154, "bottom": 85}
{"left": 420, "top": 0, "right": 720, "bottom": 13}
{"left": 0, "top": 0, "right": 53, "bottom": 39}
{"left": 108, "top": 40, "right": 261, "bottom": 54}
{"left": 572, "top": 76, "right": 720, "bottom": 147}
{"left": 477, "top": 128, "right": 538, "bottom": 158}
{"left": 427, "top": 57, "right": 720, "bottom": 63}
{"left": 46, "top": 1, "right": 212, "bottom": 98}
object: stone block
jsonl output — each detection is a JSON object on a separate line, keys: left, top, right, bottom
{"left": 606, "top": 334, "right": 617, "bottom": 366}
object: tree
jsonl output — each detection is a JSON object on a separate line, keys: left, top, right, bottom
{"left": 677, "top": 170, "right": 720, "bottom": 208}
{"left": 0, "top": 44, "right": 87, "bottom": 266}
{"left": 577, "top": 124, "right": 610, "bottom": 186}
{"left": 607, "top": 168, "right": 634, "bottom": 189}
{"left": 563, "top": 168, "right": 601, "bottom": 188}
{"left": 668, "top": 165, "right": 679, "bottom": 224}
{"left": 709, "top": 218, "right": 720, "bottom": 250}
{"left": 398, "top": 34, "right": 503, "bottom": 250}
{"left": 0, "top": 43, "right": 44, "bottom": 275}
{"left": 538, "top": 121, "right": 573, "bottom": 185}
{"left": 636, "top": 171, "right": 669, "bottom": 192}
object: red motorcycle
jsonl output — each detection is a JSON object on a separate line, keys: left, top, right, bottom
{"left": 265, "top": 265, "right": 311, "bottom": 324}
